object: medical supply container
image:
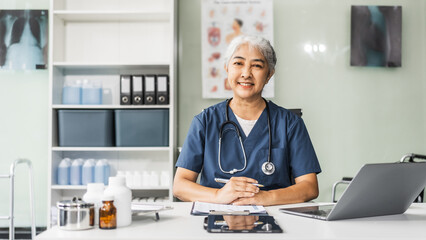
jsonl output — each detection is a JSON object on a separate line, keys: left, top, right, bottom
{"left": 57, "top": 198, "right": 94, "bottom": 230}
{"left": 57, "top": 158, "right": 71, "bottom": 185}
{"left": 57, "top": 110, "right": 114, "bottom": 147}
{"left": 82, "top": 159, "right": 96, "bottom": 185}
{"left": 114, "top": 109, "right": 169, "bottom": 147}
{"left": 81, "top": 79, "right": 102, "bottom": 105}
{"left": 62, "top": 79, "right": 82, "bottom": 104}
{"left": 70, "top": 158, "right": 84, "bottom": 185}
{"left": 83, "top": 183, "right": 105, "bottom": 225}
{"left": 104, "top": 177, "right": 132, "bottom": 227}
{"left": 99, "top": 194, "right": 116, "bottom": 230}
{"left": 94, "top": 159, "right": 110, "bottom": 185}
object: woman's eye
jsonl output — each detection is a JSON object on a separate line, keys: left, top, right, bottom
{"left": 253, "top": 64, "right": 263, "bottom": 68}
{"left": 233, "top": 62, "right": 243, "bottom": 65}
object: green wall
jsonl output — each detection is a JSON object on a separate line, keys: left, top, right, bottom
{"left": 1, "top": 0, "right": 425, "bottom": 227}
{"left": 178, "top": 0, "right": 426, "bottom": 203}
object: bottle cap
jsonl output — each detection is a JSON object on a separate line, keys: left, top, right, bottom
{"left": 102, "top": 194, "right": 114, "bottom": 201}
{"left": 59, "top": 158, "right": 71, "bottom": 167}
{"left": 83, "top": 159, "right": 96, "bottom": 167}
{"left": 72, "top": 159, "right": 84, "bottom": 166}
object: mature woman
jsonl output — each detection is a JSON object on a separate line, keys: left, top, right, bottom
{"left": 174, "top": 35, "right": 321, "bottom": 206}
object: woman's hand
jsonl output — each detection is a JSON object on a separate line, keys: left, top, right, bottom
{"left": 214, "top": 177, "right": 260, "bottom": 204}
{"left": 232, "top": 173, "right": 319, "bottom": 206}
{"left": 231, "top": 190, "right": 271, "bottom": 206}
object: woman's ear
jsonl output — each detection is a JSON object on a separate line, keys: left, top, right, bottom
{"left": 266, "top": 69, "right": 275, "bottom": 83}
{"left": 224, "top": 63, "right": 228, "bottom": 73}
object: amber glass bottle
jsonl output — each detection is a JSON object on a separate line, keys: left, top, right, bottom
{"left": 99, "top": 195, "right": 117, "bottom": 229}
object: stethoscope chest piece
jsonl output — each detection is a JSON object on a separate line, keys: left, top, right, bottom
{"left": 261, "top": 161, "right": 275, "bottom": 175}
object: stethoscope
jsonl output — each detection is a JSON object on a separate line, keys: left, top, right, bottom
{"left": 218, "top": 98, "right": 275, "bottom": 175}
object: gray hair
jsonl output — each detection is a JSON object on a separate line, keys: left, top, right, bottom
{"left": 224, "top": 35, "right": 277, "bottom": 74}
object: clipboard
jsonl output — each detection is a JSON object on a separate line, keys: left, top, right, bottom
{"left": 190, "top": 201, "right": 267, "bottom": 216}
{"left": 204, "top": 215, "right": 283, "bottom": 233}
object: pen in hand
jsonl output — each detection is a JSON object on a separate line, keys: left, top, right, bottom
{"left": 214, "top": 178, "right": 264, "bottom": 187}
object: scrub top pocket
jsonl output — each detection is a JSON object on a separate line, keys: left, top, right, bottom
{"left": 256, "top": 147, "right": 292, "bottom": 190}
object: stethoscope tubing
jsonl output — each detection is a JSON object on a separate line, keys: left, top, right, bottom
{"left": 218, "top": 98, "right": 273, "bottom": 175}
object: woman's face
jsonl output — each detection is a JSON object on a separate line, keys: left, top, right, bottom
{"left": 225, "top": 43, "right": 273, "bottom": 101}
{"left": 232, "top": 20, "right": 240, "bottom": 31}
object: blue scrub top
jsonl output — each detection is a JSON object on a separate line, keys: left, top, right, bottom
{"left": 176, "top": 100, "right": 321, "bottom": 190}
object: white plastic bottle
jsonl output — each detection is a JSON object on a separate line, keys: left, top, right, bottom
{"left": 133, "top": 171, "right": 142, "bottom": 188}
{"left": 103, "top": 176, "right": 132, "bottom": 227}
{"left": 125, "top": 171, "right": 133, "bottom": 188}
{"left": 160, "top": 170, "right": 170, "bottom": 187}
{"left": 150, "top": 171, "right": 159, "bottom": 187}
{"left": 82, "top": 183, "right": 104, "bottom": 225}
{"left": 142, "top": 171, "right": 150, "bottom": 187}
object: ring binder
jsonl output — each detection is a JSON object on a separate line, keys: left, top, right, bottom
{"left": 156, "top": 75, "right": 169, "bottom": 105}
{"left": 120, "top": 75, "right": 132, "bottom": 105}
{"left": 132, "top": 75, "right": 144, "bottom": 105}
{"left": 144, "top": 75, "right": 156, "bottom": 105}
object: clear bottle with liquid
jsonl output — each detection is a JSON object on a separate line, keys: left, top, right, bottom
{"left": 82, "top": 79, "right": 102, "bottom": 105}
{"left": 62, "top": 79, "right": 82, "bottom": 105}
{"left": 99, "top": 194, "right": 117, "bottom": 230}
{"left": 57, "top": 158, "right": 71, "bottom": 185}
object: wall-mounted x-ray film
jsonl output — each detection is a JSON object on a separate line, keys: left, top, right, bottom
{"left": 350, "top": 6, "right": 402, "bottom": 67}
{"left": 0, "top": 10, "right": 48, "bottom": 70}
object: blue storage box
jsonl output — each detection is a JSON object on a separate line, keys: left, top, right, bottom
{"left": 115, "top": 109, "right": 169, "bottom": 147}
{"left": 58, "top": 110, "right": 114, "bottom": 147}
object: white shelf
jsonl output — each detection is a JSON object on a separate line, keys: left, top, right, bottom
{"left": 53, "top": 62, "right": 170, "bottom": 69}
{"left": 52, "top": 185, "right": 169, "bottom": 190}
{"left": 53, "top": 10, "right": 170, "bottom": 22}
{"left": 52, "top": 147, "right": 171, "bottom": 152}
{"left": 48, "top": 0, "right": 177, "bottom": 228}
{"left": 52, "top": 104, "right": 170, "bottom": 109}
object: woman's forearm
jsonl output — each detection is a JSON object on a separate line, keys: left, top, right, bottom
{"left": 267, "top": 179, "right": 319, "bottom": 205}
{"left": 173, "top": 177, "right": 219, "bottom": 202}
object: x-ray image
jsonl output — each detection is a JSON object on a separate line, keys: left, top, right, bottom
{"left": 350, "top": 6, "right": 401, "bottom": 67}
{"left": 0, "top": 10, "right": 48, "bottom": 70}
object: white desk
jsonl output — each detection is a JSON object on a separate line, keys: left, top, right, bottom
{"left": 36, "top": 202, "right": 426, "bottom": 240}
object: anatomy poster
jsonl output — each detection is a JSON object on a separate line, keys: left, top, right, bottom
{"left": 0, "top": 10, "right": 48, "bottom": 70}
{"left": 202, "top": 0, "right": 274, "bottom": 99}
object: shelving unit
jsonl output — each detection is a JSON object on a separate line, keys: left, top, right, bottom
{"left": 47, "top": 0, "right": 177, "bottom": 227}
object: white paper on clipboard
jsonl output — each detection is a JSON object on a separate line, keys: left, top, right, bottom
{"left": 191, "top": 201, "right": 266, "bottom": 215}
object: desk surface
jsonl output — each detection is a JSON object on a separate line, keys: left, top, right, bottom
{"left": 37, "top": 202, "right": 426, "bottom": 240}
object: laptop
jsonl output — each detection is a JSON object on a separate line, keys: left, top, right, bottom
{"left": 280, "top": 162, "right": 426, "bottom": 221}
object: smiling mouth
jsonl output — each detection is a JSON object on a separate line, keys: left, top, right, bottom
{"left": 238, "top": 82, "right": 254, "bottom": 86}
